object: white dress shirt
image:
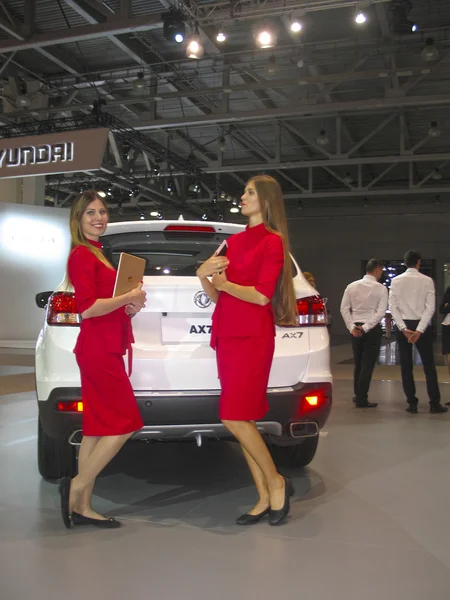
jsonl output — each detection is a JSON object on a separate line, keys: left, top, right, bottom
{"left": 340, "top": 275, "right": 388, "bottom": 333}
{"left": 389, "top": 268, "right": 435, "bottom": 333}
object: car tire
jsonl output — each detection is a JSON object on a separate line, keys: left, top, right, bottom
{"left": 269, "top": 436, "right": 319, "bottom": 468}
{"left": 37, "top": 419, "right": 77, "bottom": 480}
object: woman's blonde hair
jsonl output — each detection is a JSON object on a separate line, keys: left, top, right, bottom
{"left": 66, "top": 190, "right": 113, "bottom": 284}
{"left": 247, "top": 175, "right": 298, "bottom": 326}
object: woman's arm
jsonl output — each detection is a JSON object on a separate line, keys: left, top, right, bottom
{"left": 199, "top": 276, "right": 219, "bottom": 304}
{"left": 212, "top": 274, "right": 269, "bottom": 306}
{"left": 82, "top": 287, "right": 143, "bottom": 319}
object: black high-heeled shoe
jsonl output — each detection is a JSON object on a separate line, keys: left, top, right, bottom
{"left": 58, "top": 477, "right": 72, "bottom": 529}
{"left": 268, "top": 477, "right": 295, "bottom": 526}
{"left": 236, "top": 507, "right": 270, "bottom": 526}
{"left": 72, "top": 512, "right": 121, "bottom": 529}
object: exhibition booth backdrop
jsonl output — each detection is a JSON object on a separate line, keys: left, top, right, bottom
{"left": 0, "top": 202, "right": 70, "bottom": 348}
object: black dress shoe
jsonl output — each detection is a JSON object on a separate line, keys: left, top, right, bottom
{"left": 58, "top": 477, "right": 72, "bottom": 529}
{"left": 236, "top": 507, "right": 270, "bottom": 525}
{"left": 406, "top": 405, "right": 418, "bottom": 414}
{"left": 430, "top": 404, "right": 448, "bottom": 414}
{"left": 72, "top": 512, "right": 121, "bottom": 528}
{"left": 268, "top": 477, "right": 295, "bottom": 526}
{"left": 355, "top": 402, "right": 378, "bottom": 408}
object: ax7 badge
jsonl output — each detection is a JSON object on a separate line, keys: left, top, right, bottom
{"left": 282, "top": 331, "right": 303, "bottom": 339}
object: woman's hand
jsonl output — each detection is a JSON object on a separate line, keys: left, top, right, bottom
{"left": 211, "top": 270, "right": 228, "bottom": 291}
{"left": 125, "top": 303, "right": 145, "bottom": 316}
{"left": 196, "top": 254, "right": 229, "bottom": 279}
{"left": 127, "top": 284, "right": 147, "bottom": 309}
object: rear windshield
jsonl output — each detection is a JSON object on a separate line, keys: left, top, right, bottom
{"left": 101, "top": 231, "right": 231, "bottom": 276}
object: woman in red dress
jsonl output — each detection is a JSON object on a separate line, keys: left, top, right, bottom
{"left": 196, "top": 175, "right": 298, "bottom": 526}
{"left": 59, "top": 190, "right": 146, "bottom": 529}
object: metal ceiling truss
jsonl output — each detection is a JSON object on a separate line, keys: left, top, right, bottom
{"left": 179, "top": 0, "right": 391, "bottom": 25}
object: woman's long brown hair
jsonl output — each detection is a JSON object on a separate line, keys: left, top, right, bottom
{"left": 66, "top": 190, "right": 114, "bottom": 285}
{"left": 248, "top": 175, "right": 298, "bottom": 326}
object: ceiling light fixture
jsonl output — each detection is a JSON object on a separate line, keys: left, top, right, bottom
{"left": 431, "top": 168, "right": 443, "bottom": 180}
{"left": 230, "top": 206, "right": 240, "bottom": 213}
{"left": 218, "top": 137, "right": 227, "bottom": 152}
{"left": 255, "top": 25, "right": 276, "bottom": 49}
{"left": 355, "top": 11, "right": 367, "bottom": 24}
{"left": 150, "top": 210, "right": 160, "bottom": 217}
{"left": 422, "top": 38, "right": 439, "bottom": 62}
{"left": 186, "top": 33, "right": 204, "bottom": 59}
{"left": 290, "top": 18, "right": 302, "bottom": 33}
{"left": 216, "top": 29, "right": 227, "bottom": 43}
{"left": 316, "top": 130, "right": 330, "bottom": 146}
{"left": 266, "top": 56, "right": 278, "bottom": 75}
{"left": 390, "top": 0, "right": 417, "bottom": 35}
{"left": 16, "top": 94, "right": 30, "bottom": 107}
{"left": 140, "top": 212, "right": 146, "bottom": 220}
{"left": 133, "top": 72, "right": 146, "bottom": 90}
{"left": 428, "top": 121, "right": 442, "bottom": 138}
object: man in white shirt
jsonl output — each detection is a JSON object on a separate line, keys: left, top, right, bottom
{"left": 389, "top": 250, "right": 447, "bottom": 414}
{"left": 340, "top": 259, "right": 388, "bottom": 408}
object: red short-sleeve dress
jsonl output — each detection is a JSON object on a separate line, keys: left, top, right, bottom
{"left": 67, "top": 241, "right": 144, "bottom": 436}
{"left": 211, "top": 223, "right": 285, "bottom": 421}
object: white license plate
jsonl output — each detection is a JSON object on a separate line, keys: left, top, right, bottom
{"left": 161, "top": 317, "right": 212, "bottom": 344}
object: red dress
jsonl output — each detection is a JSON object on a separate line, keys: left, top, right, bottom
{"left": 211, "top": 223, "right": 284, "bottom": 420}
{"left": 67, "top": 241, "right": 144, "bottom": 436}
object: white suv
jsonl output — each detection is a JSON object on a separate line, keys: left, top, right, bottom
{"left": 35, "top": 220, "right": 332, "bottom": 479}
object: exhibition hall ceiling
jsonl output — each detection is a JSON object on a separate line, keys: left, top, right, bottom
{"left": 0, "top": 0, "right": 449, "bottom": 218}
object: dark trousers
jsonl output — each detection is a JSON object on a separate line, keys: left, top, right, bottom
{"left": 351, "top": 324, "right": 382, "bottom": 405}
{"left": 396, "top": 320, "right": 440, "bottom": 405}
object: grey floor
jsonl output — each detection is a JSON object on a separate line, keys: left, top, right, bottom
{"left": 2, "top": 345, "right": 450, "bottom": 599}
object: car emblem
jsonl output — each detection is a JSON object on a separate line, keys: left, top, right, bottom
{"left": 194, "top": 290, "right": 212, "bottom": 309}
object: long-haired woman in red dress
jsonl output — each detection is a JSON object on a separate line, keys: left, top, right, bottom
{"left": 196, "top": 175, "right": 298, "bottom": 525}
{"left": 59, "top": 190, "right": 146, "bottom": 529}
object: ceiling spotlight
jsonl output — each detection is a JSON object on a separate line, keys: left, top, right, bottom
{"left": 107, "top": 186, "right": 113, "bottom": 196}
{"left": 256, "top": 27, "right": 275, "bottom": 49}
{"left": 422, "top": 38, "right": 439, "bottom": 62}
{"left": 201, "top": 213, "right": 208, "bottom": 220}
{"left": 167, "top": 178, "right": 175, "bottom": 193}
{"left": 16, "top": 94, "right": 30, "bottom": 107}
{"left": 162, "top": 9, "right": 186, "bottom": 43}
{"left": 290, "top": 18, "right": 302, "bottom": 33}
{"left": 153, "top": 162, "right": 160, "bottom": 175}
{"left": 133, "top": 72, "right": 146, "bottom": 91}
{"left": 157, "top": 213, "right": 163, "bottom": 220}
{"left": 390, "top": 0, "right": 417, "bottom": 35}
{"left": 230, "top": 206, "right": 240, "bottom": 213}
{"left": 316, "top": 130, "right": 330, "bottom": 146}
{"left": 97, "top": 190, "right": 106, "bottom": 198}
{"left": 431, "top": 168, "right": 443, "bottom": 180}
{"left": 140, "top": 212, "right": 146, "bottom": 220}
{"left": 216, "top": 29, "right": 227, "bottom": 43}
{"left": 192, "top": 180, "right": 201, "bottom": 193}
{"left": 218, "top": 137, "right": 226, "bottom": 152}
{"left": 428, "top": 121, "right": 442, "bottom": 138}
{"left": 355, "top": 12, "right": 367, "bottom": 25}
{"left": 150, "top": 210, "right": 160, "bottom": 217}
{"left": 186, "top": 35, "right": 204, "bottom": 59}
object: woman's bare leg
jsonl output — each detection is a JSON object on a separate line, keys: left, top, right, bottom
{"left": 69, "top": 432, "right": 133, "bottom": 514}
{"left": 73, "top": 435, "right": 103, "bottom": 519}
{"left": 222, "top": 420, "right": 285, "bottom": 510}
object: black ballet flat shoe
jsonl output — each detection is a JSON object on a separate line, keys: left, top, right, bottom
{"left": 71, "top": 512, "right": 121, "bottom": 529}
{"left": 236, "top": 507, "right": 270, "bottom": 526}
{"left": 58, "top": 477, "right": 72, "bottom": 529}
{"left": 268, "top": 477, "right": 295, "bottom": 526}
{"left": 430, "top": 404, "right": 448, "bottom": 414}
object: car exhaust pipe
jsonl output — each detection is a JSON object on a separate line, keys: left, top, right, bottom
{"left": 68, "top": 430, "right": 83, "bottom": 446}
{"left": 289, "top": 422, "right": 319, "bottom": 439}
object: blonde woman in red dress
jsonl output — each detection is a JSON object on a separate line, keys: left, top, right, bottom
{"left": 196, "top": 175, "right": 298, "bottom": 526}
{"left": 59, "top": 190, "right": 146, "bottom": 529}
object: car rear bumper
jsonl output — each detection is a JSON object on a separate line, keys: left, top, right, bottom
{"left": 38, "top": 382, "right": 332, "bottom": 444}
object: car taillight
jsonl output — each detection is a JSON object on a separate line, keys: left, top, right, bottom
{"left": 46, "top": 292, "right": 80, "bottom": 326}
{"left": 297, "top": 384, "right": 332, "bottom": 415}
{"left": 163, "top": 225, "right": 216, "bottom": 233}
{"left": 57, "top": 401, "right": 83, "bottom": 412}
{"left": 296, "top": 295, "right": 327, "bottom": 326}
